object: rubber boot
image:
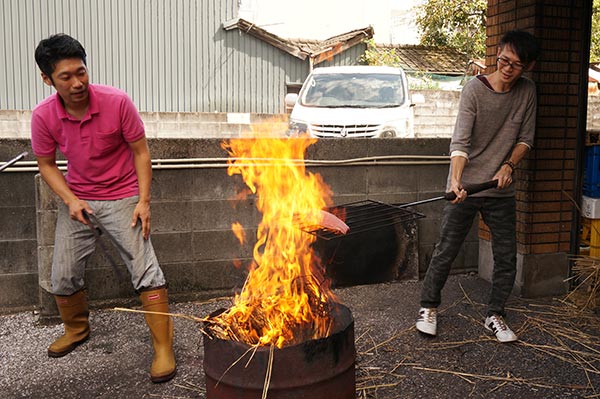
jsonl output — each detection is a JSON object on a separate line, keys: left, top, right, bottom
{"left": 140, "top": 287, "right": 176, "bottom": 383}
{"left": 48, "top": 290, "right": 90, "bottom": 358}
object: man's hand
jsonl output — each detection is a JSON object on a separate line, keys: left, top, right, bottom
{"left": 36, "top": 155, "right": 92, "bottom": 222}
{"left": 132, "top": 200, "right": 151, "bottom": 240}
{"left": 67, "top": 199, "right": 93, "bottom": 224}
{"left": 449, "top": 180, "right": 467, "bottom": 204}
{"left": 493, "top": 164, "right": 514, "bottom": 189}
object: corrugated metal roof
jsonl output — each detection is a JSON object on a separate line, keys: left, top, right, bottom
{"left": 287, "top": 27, "right": 375, "bottom": 52}
{"left": 225, "top": 19, "right": 470, "bottom": 76}
{"left": 223, "top": 18, "right": 374, "bottom": 65}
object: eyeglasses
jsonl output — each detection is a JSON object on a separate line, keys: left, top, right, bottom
{"left": 497, "top": 57, "right": 526, "bottom": 71}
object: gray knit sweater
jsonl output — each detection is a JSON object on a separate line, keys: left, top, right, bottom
{"left": 447, "top": 76, "right": 537, "bottom": 197}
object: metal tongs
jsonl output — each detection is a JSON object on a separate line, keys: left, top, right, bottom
{"left": 82, "top": 210, "right": 133, "bottom": 279}
{"left": 303, "top": 180, "right": 500, "bottom": 240}
{"left": 394, "top": 179, "right": 499, "bottom": 208}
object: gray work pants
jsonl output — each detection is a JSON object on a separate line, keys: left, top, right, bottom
{"left": 51, "top": 195, "right": 166, "bottom": 295}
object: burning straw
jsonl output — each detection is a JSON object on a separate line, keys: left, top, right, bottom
{"left": 205, "top": 136, "right": 342, "bottom": 348}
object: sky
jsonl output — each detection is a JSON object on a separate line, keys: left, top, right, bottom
{"left": 238, "top": 0, "right": 424, "bottom": 44}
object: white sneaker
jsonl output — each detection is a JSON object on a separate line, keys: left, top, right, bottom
{"left": 485, "top": 314, "right": 518, "bottom": 343}
{"left": 416, "top": 307, "right": 437, "bottom": 336}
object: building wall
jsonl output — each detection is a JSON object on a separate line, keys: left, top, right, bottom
{"left": 0, "top": 0, "right": 317, "bottom": 114}
{"left": 314, "top": 43, "right": 369, "bottom": 69}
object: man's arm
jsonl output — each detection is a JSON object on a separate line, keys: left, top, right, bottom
{"left": 493, "top": 143, "right": 530, "bottom": 189}
{"left": 449, "top": 155, "right": 468, "bottom": 203}
{"left": 36, "top": 155, "right": 91, "bottom": 224}
{"left": 129, "top": 137, "right": 152, "bottom": 240}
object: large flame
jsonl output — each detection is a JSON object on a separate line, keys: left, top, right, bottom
{"left": 213, "top": 136, "right": 339, "bottom": 348}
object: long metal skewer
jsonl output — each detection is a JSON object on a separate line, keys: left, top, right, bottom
{"left": 0, "top": 152, "right": 28, "bottom": 172}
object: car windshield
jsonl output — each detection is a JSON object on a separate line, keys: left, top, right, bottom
{"left": 299, "top": 72, "right": 406, "bottom": 108}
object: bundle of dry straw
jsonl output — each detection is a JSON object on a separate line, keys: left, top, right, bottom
{"left": 564, "top": 255, "right": 600, "bottom": 312}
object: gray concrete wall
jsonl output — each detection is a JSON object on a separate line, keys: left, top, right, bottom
{"left": 0, "top": 92, "right": 462, "bottom": 140}
{"left": 0, "top": 110, "right": 290, "bottom": 140}
{"left": 412, "top": 89, "right": 461, "bottom": 138}
{"left": 3, "top": 107, "right": 458, "bottom": 140}
{"left": 586, "top": 95, "right": 600, "bottom": 131}
{"left": 0, "top": 137, "right": 483, "bottom": 314}
{"left": 0, "top": 139, "right": 38, "bottom": 312}
{"left": 6, "top": 89, "right": 597, "bottom": 141}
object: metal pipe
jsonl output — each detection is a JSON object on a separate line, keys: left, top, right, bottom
{"left": 7, "top": 155, "right": 450, "bottom": 165}
{"left": 153, "top": 155, "right": 450, "bottom": 164}
{"left": 0, "top": 155, "right": 450, "bottom": 172}
{"left": 0, "top": 152, "right": 28, "bottom": 172}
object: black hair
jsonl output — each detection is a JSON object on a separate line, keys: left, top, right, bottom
{"left": 499, "top": 30, "right": 541, "bottom": 65}
{"left": 34, "top": 34, "right": 87, "bottom": 79}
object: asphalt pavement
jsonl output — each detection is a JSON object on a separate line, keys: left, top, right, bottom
{"left": 1, "top": 275, "right": 599, "bottom": 399}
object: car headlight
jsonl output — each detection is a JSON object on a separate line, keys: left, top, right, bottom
{"left": 380, "top": 119, "right": 412, "bottom": 138}
{"left": 287, "top": 120, "right": 309, "bottom": 137}
{"left": 380, "top": 129, "right": 397, "bottom": 138}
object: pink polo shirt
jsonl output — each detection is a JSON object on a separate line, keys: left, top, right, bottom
{"left": 31, "top": 84, "right": 145, "bottom": 200}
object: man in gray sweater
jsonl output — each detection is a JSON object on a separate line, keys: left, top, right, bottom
{"left": 416, "top": 30, "right": 541, "bottom": 343}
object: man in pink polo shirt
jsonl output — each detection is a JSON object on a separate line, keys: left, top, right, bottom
{"left": 31, "top": 34, "right": 175, "bottom": 383}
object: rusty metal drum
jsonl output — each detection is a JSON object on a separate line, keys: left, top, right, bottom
{"left": 203, "top": 304, "right": 356, "bottom": 399}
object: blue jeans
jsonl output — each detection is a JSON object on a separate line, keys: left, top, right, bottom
{"left": 420, "top": 196, "right": 517, "bottom": 317}
{"left": 51, "top": 195, "right": 166, "bottom": 295}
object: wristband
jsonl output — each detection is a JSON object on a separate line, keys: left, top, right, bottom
{"left": 502, "top": 160, "right": 515, "bottom": 173}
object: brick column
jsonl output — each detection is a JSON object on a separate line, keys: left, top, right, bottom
{"left": 479, "top": 0, "right": 591, "bottom": 297}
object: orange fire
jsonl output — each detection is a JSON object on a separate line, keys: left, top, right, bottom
{"left": 214, "top": 136, "right": 340, "bottom": 348}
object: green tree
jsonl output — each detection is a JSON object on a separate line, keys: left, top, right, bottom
{"left": 361, "top": 39, "right": 403, "bottom": 67}
{"left": 592, "top": 0, "right": 600, "bottom": 62}
{"left": 416, "top": 0, "right": 487, "bottom": 59}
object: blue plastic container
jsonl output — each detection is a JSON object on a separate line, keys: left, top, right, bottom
{"left": 584, "top": 146, "right": 600, "bottom": 198}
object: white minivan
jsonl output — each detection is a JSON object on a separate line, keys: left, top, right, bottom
{"left": 285, "top": 65, "right": 422, "bottom": 138}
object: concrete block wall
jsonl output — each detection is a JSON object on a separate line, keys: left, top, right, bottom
{"left": 0, "top": 140, "right": 37, "bottom": 311}
{"left": 586, "top": 96, "right": 600, "bottom": 132}
{"left": 0, "top": 110, "right": 33, "bottom": 139}
{"left": 412, "top": 89, "right": 461, "bottom": 138}
{"left": 35, "top": 169, "right": 254, "bottom": 314}
{"left": 1, "top": 98, "right": 461, "bottom": 140}
{"left": 142, "top": 112, "right": 290, "bottom": 139}
{"left": 0, "top": 137, "right": 484, "bottom": 314}
{"left": 413, "top": 87, "right": 600, "bottom": 139}
{"left": 0, "top": 111, "right": 290, "bottom": 139}
{"left": 3, "top": 91, "right": 598, "bottom": 142}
